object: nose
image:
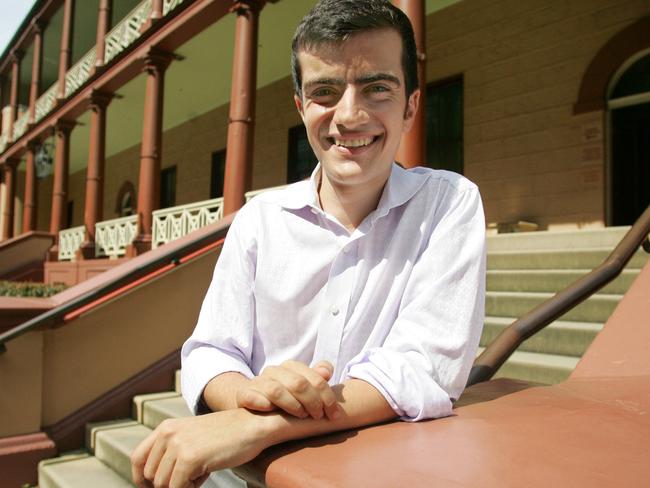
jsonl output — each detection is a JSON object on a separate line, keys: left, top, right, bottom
{"left": 332, "top": 87, "right": 369, "bottom": 128}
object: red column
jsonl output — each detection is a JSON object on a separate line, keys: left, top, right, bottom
{"left": 8, "top": 51, "right": 22, "bottom": 138}
{"left": 151, "top": 0, "right": 163, "bottom": 20}
{"left": 48, "top": 120, "right": 75, "bottom": 259}
{"left": 29, "top": 22, "right": 45, "bottom": 122}
{"left": 394, "top": 0, "right": 426, "bottom": 168}
{"left": 57, "top": 0, "right": 74, "bottom": 99}
{"left": 22, "top": 143, "right": 38, "bottom": 233}
{"left": 1, "top": 161, "right": 17, "bottom": 240}
{"left": 222, "top": 1, "right": 264, "bottom": 215}
{"left": 129, "top": 49, "right": 172, "bottom": 255}
{"left": 95, "top": 0, "right": 112, "bottom": 69}
{"left": 79, "top": 91, "right": 112, "bottom": 259}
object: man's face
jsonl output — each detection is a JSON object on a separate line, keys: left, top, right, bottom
{"left": 295, "top": 28, "right": 419, "bottom": 188}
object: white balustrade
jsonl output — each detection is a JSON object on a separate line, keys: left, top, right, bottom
{"left": 104, "top": 0, "right": 152, "bottom": 64}
{"left": 34, "top": 82, "right": 59, "bottom": 123}
{"left": 11, "top": 110, "right": 31, "bottom": 141}
{"left": 152, "top": 198, "right": 224, "bottom": 249}
{"left": 95, "top": 214, "right": 138, "bottom": 258}
{"left": 64, "top": 47, "right": 97, "bottom": 98}
{"left": 58, "top": 226, "right": 85, "bottom": 261}
{"left": 52, "top": 186, "right": 289, "bottom": 261}
{"left": 245, "top": 185, "right": 288, "bottom": 202}
{"left": 163, "top": 0, "right": 186, "bottom": 15}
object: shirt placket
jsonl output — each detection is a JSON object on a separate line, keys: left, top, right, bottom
{"left": 311, "top": 236, "right": 358, "bottom": 381}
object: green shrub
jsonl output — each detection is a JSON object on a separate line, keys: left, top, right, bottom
{"left": 0, "top": 281, "right": 67, "bottom": 298}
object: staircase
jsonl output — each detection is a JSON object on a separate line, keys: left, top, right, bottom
{"left": 483, "top": 226, "right": 648, "bottom": 384}
{"left": 33, "top": 226, "right": 648, "bottom": 486}
{"left": 38, "top": 372, "right": 188, "bottom": 487}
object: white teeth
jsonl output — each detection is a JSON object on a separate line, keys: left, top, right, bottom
{"left": 334, "top": 137, "right": 374, "bottom": 148}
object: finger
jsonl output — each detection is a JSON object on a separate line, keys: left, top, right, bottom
{"left": 255, "top": 377, "right": 309, "bottom": 418}
{"left": 268, "top": 364, "right": 326, "bottom": 419}
{"left": 312, "top": 360, "right": 334, "bottom": 381}
{"left": 153, "top": 450, "right": 176, "bottom": 488}
{"left": 281, "top": 361, "right": 339, "bottom": 420}
{"left": 170, "top": 454, "right": 206, "bottom": 488}
{"left": 236, "top": 386, "right": 275, "bottom": 412}
{"left": 142, "top": 433, "right": 167, "bottom": 481}
{"left": 131, "top": 430, "right": 157, "bottom": 487}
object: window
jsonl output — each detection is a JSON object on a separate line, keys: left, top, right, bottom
{"left": 210, "top": 150, "right": 226, "bottom": 199}
{"left": 120, "top": 192, "right": 134, "bottom": 217}
{"left": 425, "top": 78, "right": 463, "bottom": 174}
{"left": 160, "top": 166, "right": 177, "bottom": 209}
{"left": 287, "top": 124, "right": 318, "bottom": 183}
{"left": 116, "top": 180, "right": 136, "bottom": 217}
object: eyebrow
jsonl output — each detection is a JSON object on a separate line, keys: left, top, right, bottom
{"left": 303, "top": 72, "right": 401, "bottom": 92}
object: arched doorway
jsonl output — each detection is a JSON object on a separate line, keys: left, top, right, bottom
{"left": 608, "top": 51, "right": 650, "bottom": 226}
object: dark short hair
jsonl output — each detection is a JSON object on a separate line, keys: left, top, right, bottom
{"left": 291, "top": 0, "right": 418, "bottom": 99}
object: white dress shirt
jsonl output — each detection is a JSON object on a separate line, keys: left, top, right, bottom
{"left": 181, "top": 163, "right": 486, "bottom": 421}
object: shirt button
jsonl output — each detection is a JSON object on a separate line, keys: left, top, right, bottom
{"left": 342, "top": 246, "right": 349, "bottom": 253}
{"left": 330, "top": 305, "right": 339, "bottom": 316}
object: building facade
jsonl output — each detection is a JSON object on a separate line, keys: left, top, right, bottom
{"left": 0, "top": 0, "right": 648, "bottom": 272}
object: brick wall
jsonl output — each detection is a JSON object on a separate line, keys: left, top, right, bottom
{"left": 425, "top": 0, "right": 649, "bottom": 229}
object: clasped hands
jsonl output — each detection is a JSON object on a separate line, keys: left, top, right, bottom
{"left": 131, "top": 360, "right": 341, "bottom": 487}
{"left": 236, "top": 359, "right": 342, "bottom": 420}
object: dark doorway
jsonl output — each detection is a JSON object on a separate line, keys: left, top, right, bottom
{"left": 425, "top": 77, "right": 463, "bottom": 174}
{"left": 211, "top": 150, "right": 226, "bottom": 198}
{"left": 611, "top": 102, "right": 650, "bottom": 225}
{"left": 160, "top": 166, "right": 177, "bottom": 209}
{"left": 287, "top": 125, "right": 318, "bottom": 183}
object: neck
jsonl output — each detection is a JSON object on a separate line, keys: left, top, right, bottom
{"left": 318, "top": 166, "right": 391, "bottom": 232}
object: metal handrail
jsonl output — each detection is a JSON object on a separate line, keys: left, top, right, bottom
{"left": 0, "top": 215, "right": 233, "bottom": 354}
{"left": 467, "top": 204, "right": 650, "bottom": 386}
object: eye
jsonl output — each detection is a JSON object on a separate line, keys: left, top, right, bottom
{"left": 365, "top": 84, "right": 392, "bottom": 97}
{"left": 311, "top": 87, "right": 336, "bottom": 97}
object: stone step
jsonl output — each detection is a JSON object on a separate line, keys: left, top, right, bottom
{"left": 142, "top": 395, "right": 191, "bottom": 430}
{"left": 486, "top": 269, "right": 638, "bottom": 294}
{"left": 93, "top": 423, "right": 151, "bottom": 483}
{"left": 487, "top": 226, "right": 631, "bottom": 252}
{"left": 86, "top": 419, "right": 139, "bottom": 453}
{"left": 38, "top": 453, "right": 133, "bottom": 488}
{"left": 478, "top": 348, "right": 579, "bottom": 385}
{"left": 480, "top": 316, "right": 603, "bottom": 357}
{"left": 487, "top": 248, "right": 648, "bottom": 270}
{"left": 485, "top": 291, "right": 621, "bottom": 323}
{"left": 132, "top": 391, "right": 179, "bottom": 423}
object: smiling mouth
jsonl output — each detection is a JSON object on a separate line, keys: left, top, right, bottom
{"left": 328, "top": 135, "right": 381, "bottom": 149}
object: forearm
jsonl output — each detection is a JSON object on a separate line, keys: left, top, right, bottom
{"left": 132, "top": 377, "right": 398, "bottom": 484}
{"left": 260, "top": 378, "right": 396, "bottom": 446}
{"left": 202, "top": 372, "right": 251, "bottom": 411}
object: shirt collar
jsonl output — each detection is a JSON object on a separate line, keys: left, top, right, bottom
{"left": 279, "top": 162, "right": 430, "bottom": 217}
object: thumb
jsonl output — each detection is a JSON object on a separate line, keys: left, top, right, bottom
{"left": 313, "top": 360, "right": 334, "bottom": 380}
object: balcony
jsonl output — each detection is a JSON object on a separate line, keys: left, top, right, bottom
{"left": 56, "top": 185, "right": 286, "bottom": 261}
{"left": 1, "top": 0, "right": 189, "bottom": 154}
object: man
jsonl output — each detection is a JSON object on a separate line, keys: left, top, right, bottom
{"left": 131, "top": 0, "right": 485, "bottom": 486}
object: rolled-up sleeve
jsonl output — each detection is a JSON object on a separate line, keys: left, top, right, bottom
{"left": 181, "top": 207, "right": 257, "bottom": 414}
{"left": 343, "top": 186, "right": 486, "bottom": 421}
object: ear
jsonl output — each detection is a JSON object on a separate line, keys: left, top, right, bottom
{"left": 402, "top": 88, "right": 421, "bottom": 132}
{"left": 294, "top": 93, "right": 305, "bottom": 121}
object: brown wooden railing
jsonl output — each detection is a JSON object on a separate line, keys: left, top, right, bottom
{"left": 467, "top": 204, "right": 650, "bottom": 386}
